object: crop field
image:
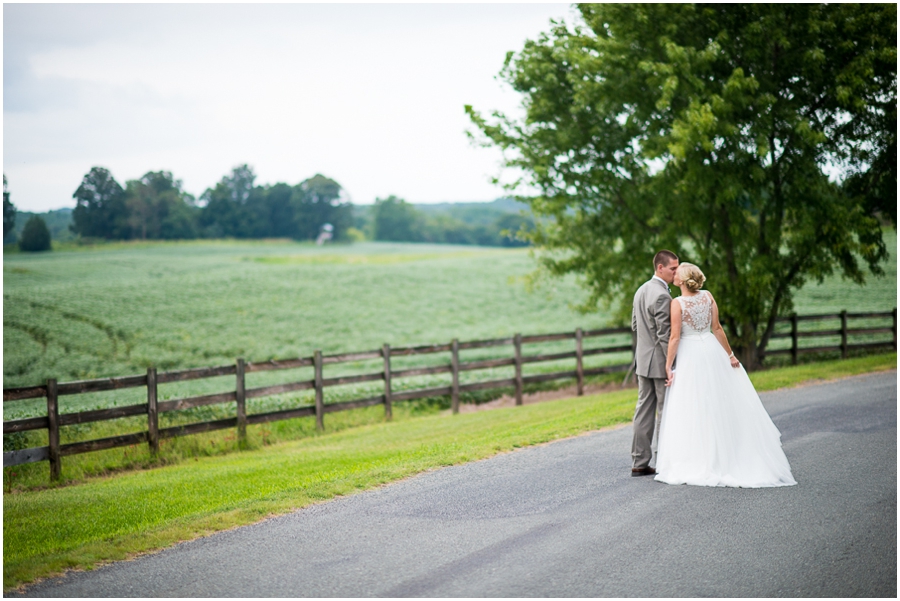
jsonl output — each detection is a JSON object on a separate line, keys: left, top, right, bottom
{"left": 2, "top": 234, "right": 896, "bottom": 453}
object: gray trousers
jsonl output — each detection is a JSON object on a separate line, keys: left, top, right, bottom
{"left": 632, "top": 375, "right": 667, "bottom": 469}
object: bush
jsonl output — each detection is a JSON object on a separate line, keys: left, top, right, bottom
{"left": 18, "top": 216, "right": 51, "bottom": 252}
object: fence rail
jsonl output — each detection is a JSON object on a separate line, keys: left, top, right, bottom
{"left": 4, "top": 308, "right": 896, "bottom": 481}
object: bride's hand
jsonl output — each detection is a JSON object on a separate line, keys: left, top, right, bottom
{"left": 729, "top": 353, "right": 740, "bottom": 368}
{"left": 665, "top": 367, "right": 674, "bottom": 386}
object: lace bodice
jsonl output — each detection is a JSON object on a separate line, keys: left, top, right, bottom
{"left": 677, "top": 291, "right": 713, "bottom": 334}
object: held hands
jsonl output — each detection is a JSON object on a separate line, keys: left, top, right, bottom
{"left": 665, "top": 366, "right": 675, "bottom": 387}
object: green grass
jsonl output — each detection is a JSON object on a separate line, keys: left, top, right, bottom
{"left": 3, "top": 353, "right": 895, "bottom": 591}
{"left": 4, "top": 233, "right": 895, "bottom": 391}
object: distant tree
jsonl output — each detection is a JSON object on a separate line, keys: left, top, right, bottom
{"left": 421, "top": 214, "right": 474, "bottom": 245}
{"left": 71, "top": 167, "right": 129, "bottom": 239}
{"left": 199, "top": 164, "right": 262, "bottom": 238}
{"left": 262, "top": 183, "right": 296, "bottom": 238}
{"left": 372, "top": 196, "right": 424, "bottom": 242}
{"left": 4, "top": 175, "right": 16, "bottom": 240}
{"left": 19, "top": 215, "right": 51, "bottom": 252}
{"left": 125, "top": 171, "right": 197, "bottom": 240}
{"left": 293, "top": 174, "right": 353, "bottom": 241}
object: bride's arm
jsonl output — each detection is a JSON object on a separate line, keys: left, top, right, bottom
{"left": 665, "top": 299, "right": 681, "bottom": 386}
{"left": 710, "top": 293, "right": 740, "bottom": 368}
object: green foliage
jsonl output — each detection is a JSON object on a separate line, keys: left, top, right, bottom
{"left": 372, "top": 195, "right": 424, "bottom": 241}
{"left": 17, "top": 216, "right": 51, "bottom": 252}
{"left": 198, "top": 164, "right": 260, "bottom": 238}
{"left": 368, "top": 196, "right": 534, "bottom": 246}
{"left": 8, "top": 209, "right": 76, "bottom": 246}
{"left": 292, "top": 174, "right": 354, "bottom": 242}
{"left": 198, "top": 167, "right": 353, "bottom": 241}
{"left": 3, "top": 175, "right": 15, "bottom": 241}
{"left": 71, "top": 167, "right": 129, "bottom": 239}
{"left": 125, "top": 171, "right": 198, "bottom": 240}
{"left": 467, "top": 3, "right": 897, "bottom": 367}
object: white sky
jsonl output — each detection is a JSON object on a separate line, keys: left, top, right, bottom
{"left": 3, "top": 2, "right": 579, "bottom": 212}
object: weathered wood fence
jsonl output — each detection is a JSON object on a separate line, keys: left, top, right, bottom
{"left": 3, "top": 308, "right": 896, "bottom": 481}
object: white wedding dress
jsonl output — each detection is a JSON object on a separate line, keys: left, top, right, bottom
{"left": 654, "top": 291, "right": 797, "bottom": 488}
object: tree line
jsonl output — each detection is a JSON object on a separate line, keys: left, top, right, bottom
{"left": 3, "top": 167, "right": 533, "bottom": 250}
{"left": 69, "top": 165, "right": 355, "bottom": 242}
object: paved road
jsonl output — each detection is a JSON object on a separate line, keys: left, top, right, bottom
{"left": 14, "top": 372, "right": 897, "bottom": 597}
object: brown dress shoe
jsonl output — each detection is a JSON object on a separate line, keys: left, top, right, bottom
{"left": 631, "top": 466, "right": 656, "bottom": 477}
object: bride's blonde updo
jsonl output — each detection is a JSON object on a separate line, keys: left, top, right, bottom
{"left": 677, "top": 262, "right": 706, "bottom": 292}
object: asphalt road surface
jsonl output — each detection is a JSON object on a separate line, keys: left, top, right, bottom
{"left": 14, "top": 371, "right": 897, "bottom": 597}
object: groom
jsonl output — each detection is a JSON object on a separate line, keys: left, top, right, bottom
{"left": 630, "top": 250, "right": 679, "bottom": 476}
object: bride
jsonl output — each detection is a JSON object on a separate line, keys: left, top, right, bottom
{"left": 654, "top": 262, "right": 797, "bottom": 488}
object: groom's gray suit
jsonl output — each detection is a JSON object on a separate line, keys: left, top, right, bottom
{"left": 631, "top": 276, "right": 672, "bottom": 469}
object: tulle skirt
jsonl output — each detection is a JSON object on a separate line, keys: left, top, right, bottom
{"left": 655, "top": 332, "right": 797, "bottom": 488}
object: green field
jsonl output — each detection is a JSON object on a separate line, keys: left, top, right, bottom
{"left": 4, "top": 235, "right": 895, "bottom": 386}
{"left": 4, "top": 242, "right": 607, "bottom": 388}
{"left": 2, "top": 235, "right": 895, "bottom": 462}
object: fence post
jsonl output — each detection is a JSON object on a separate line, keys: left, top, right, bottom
{"left": 840, "top": 310, "right": 848, "bottom": 359}
{"left": 575, "top": 327, "right": 584, "bottom": 396}
{"left": 314, "top": 351, "right": 324, "bottom": 431}
{"left": 236, "top": 358, "right": 247, "bottom": 444}
{"left": 790, "top": 313, "right": 799, "bottom": 365}
{"left": 892, "top": 307, "right": 897, "bottom": 351}
{"left": 147, "top": 367, "right": 159, "bottom": 456}
{"left": 514, "top": 333, "right": 523, "bottom": 406}
{"left": 382, "top": 344, "right": 392, "bottom": 420}
{"left": 451, "top": 339, "right": 460, "bottom": 415}
{"left": 46, "top": 378, "right": 60, "bottom": 481}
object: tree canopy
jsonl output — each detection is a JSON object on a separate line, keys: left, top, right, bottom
{"left": 126, "top": 171, "right": 197, "bottom": 240}
{"left": 467, "top": 3, "right": 896, "bottom": 367}
{"left": 71, "top": 167, "right": 129, "bottom": 239}
{"left": 19, "top": 215, "right": 51, "bottom": 252}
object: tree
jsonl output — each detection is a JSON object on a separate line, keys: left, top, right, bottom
{"left": 199, "top": 164, "right": 262, "bottom": 238}
{"left": 125, "top": 171, "right": 197, "bottom": 240}
{"left": 372, "top": 196, "right": 424, "bottom": 242}
{"left": 495, "top": 213, "right": 533, "bottom": 247}
{"left": 4, "top": 175, "right": 16, "bottom": 241}
{"left": 292, "top": 174, "right": 353, "bottom": 241}
{"left": 467, "top": 3, "right": 896, "bottom": 368}
{"left": 262, "top": 183, "right": 296, "bottom": 238}
{"left": 19, "top": 215, "right": 51, "bottom": 252}
{"left": 71, "top": 167, "right": 129, "bottom": 239}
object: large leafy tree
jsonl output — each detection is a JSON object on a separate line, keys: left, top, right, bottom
{"left": 467, "top": 3, "right": 896, "bottom": 368}
{"left": 71, "top": 167, "right": 129, "bottom": 239}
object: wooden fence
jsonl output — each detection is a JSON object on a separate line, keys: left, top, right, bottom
{"left": 3, "top": 308, "right": 896, "bottom": 481}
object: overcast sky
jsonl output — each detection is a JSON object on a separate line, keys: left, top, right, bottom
{"left": 4, "top": 3, "right": 579, "bottom": 212}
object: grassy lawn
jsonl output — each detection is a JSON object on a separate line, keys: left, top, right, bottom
{"left": 3, "top": 352, "right": 894, "bottom": 591}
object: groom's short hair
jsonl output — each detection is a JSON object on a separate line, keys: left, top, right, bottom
{"left": 653, "top": 250, "right": 679, "bottom": 271}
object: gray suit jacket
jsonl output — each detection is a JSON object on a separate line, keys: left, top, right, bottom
{"left": 631, "top": 278, "right": 672, "bottom": 379}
